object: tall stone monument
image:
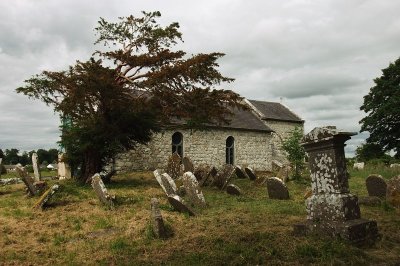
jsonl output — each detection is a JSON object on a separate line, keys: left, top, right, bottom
{"left": 58, "top": 153, "right": 71, "bottom": 180}
{"left": 32, "top": 153, "right": 41, "bottom": 182}
{"left": 294, "top": 126, "right": 379, "bottom": 244}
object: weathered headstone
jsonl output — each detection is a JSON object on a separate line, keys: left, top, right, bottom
{"left": 277, "top": 165, "right": 291, "bottom": 183}
{"left": 33, "top": 184, "right": 60, "bottom": 209}
{"left": 387, "top": 175, "right": 400, "bottom": 208}
{"left": 16, "top": 165, "right": 37, "bottom": 196}
{"left": 353, "top": 162, "right": 365, "bottom": 170}
{"left": 294, "top": 126, "right": 379, "bottom": 243}
{"left": 91, "top": 173, "right": 114, "bottom": 209}
{"left": 197, "top": 165, "right": 217, "bottom": 187}
{"left": 182, "top": 156, "right": 194, "bottom": 173}
{"left": 366, "top": 174, "right": 387, "bottom": 198}
{"left": 194, "top": 164, "right": 210, "bottom": 181}
{"left": 182, "top": 172, "right": 206, "bottom": 207}
{"left": 167, "top": 195, "right": 195, "bottom": 216}
{"left": 235, "top": 166, "right": 248, "bottom": 179}
{"left": 32, "top": 153, "right": 41, "bottom": 182}
{"left": 153, "top": 169, "right": 167, "bottom": 193}
{"left": 161, "top": 173, "right": 177, "bottom": 196}
{"left": 226, "top": 184, "right": 241, "bottom": 196}
{"left": 58, "top": 153, "right": 72, "bottom": 180}
{"left": 266, "top": 177, "right": 290, "bottom": 200}
{"left": 150, "top": 198, "right": 167, "bottom": 238}
{"left": 213, "top": 164, "right": 235, "bottom": 189}
{"left": 166, "top": 152, "right": 181, "bottom": 179}
{"left": 244, "top": 167, "right": 257, "bottom": 181}
{"left": 390, "top": 163, "right": 400, "bottom": 168}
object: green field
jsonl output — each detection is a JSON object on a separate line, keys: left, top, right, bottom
{"left": 0, "top": 166, "right": 399, "bottom": 265}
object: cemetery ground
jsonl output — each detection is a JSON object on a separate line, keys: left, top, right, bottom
{"left": 0, "top": 166, "right": 399, "bottom": 265}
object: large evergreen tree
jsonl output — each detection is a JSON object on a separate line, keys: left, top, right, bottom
{"left": 17, "top": 11, "right": 244, "bottom": 181}
{"left": 360, "top": 57, "right": 400, "bottom": 158}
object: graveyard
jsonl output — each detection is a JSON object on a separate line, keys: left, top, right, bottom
{"left": 0, "top": 162, "right": 399, "bottom": 265}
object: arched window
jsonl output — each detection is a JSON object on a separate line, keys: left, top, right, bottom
{"left": 226, "top": 136, "right": 234, "bottom": 165}
{"left": 172, "top": 132, "right": 183, "bottom": 158}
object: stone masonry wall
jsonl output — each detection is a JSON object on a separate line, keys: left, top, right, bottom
{"left": 115, "top": 128, "right": 274, "bottom": 173}
{"left": 265, "top": 120, "right": 304, "bottom": 163}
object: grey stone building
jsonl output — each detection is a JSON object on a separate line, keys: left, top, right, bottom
{"left": 115, "top": 98, "right": 304, "bottom": 172}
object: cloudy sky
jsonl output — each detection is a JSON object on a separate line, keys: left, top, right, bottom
{"left": 1, "top": 0, "right": 399, "bottom": 156}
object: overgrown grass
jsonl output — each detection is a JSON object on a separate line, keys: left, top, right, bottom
{"left": 0, "top": 166, "right": 399, "bottom": 265}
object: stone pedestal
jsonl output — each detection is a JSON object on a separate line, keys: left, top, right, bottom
{"left": 294, "top": 126, "right": 379, "bottom": 244}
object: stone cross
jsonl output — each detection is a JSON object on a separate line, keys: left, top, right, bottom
{"left": 182, "top": 172, "right": 206, "bottom": 207}
{"left": 91, "top": 173, "right": 114, "bottom": 209}
{"left": 32, "top": 153, "right": 41, "bottom": 182}
{"left": 150, "top": 198, "right": 167, "bottom": 238}
{"left": 294, "top": 126, "right": 379, "bottom": 243}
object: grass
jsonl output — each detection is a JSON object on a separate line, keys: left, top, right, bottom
{"left": 0, "top": 166, "right": 399, "bottom": 265}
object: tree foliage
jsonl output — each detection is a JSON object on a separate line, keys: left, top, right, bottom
{"left": 16, "top": 11, "right": 245, "bottom": 181}
{"left": 282, "top": 127, "right": 305, "bottom": 179}
{"left": 355, "top": 143, "right": 386, "bottom": 162}
{"left": 360, "top": 57, "right": 400, "bottom": 157}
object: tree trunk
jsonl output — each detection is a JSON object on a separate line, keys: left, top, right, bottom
{"left": 80, "top": 149, "right": 102, "bottom": 183}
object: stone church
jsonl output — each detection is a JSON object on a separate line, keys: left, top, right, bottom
{"left": 115, "top": 98, "right": 304, "bottom": 172}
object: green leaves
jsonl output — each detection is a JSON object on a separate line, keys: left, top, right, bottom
{"left": 282, "top": 127, "right": 305, "bottom": 179}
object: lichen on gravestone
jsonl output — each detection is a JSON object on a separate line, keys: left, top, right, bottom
{"left": 32, "top": 153, "right": 41, "bottom": 182}
{"left": 150, "top": 198, "right": 167, "bottom": 238}
{"left": 91, "top": 173, "right": 115, "bottom": 210}
{"left": 166, "top": 152, "right": 181, "bottom": 179}
{"left": 182, "top": 172, "right": 206, "bottom": 207}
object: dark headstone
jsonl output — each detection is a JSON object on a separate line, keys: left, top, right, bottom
{"left": 295, "top": 126, "right": 379, "bottom": 244}
{"left": 33, "top": 184, "right": 60, "bottom": 209}
{"left": 226, "top": 184, "right": 241, "bottom": 196}
{"left": 182, "top": 172, "right": 206, "bottom": 207}
{"left": 182, "top": 156, "right": 194, "bottom": 173}
{"left": 166, "top": 152, "right": 181, "bottom": 179}
{"left": 245, "top": 167, "right": 257, "bottom": 181}
{"left": 235, "top": 166, "right": 248, "bottom": 179}
{"left": 151, "top": 198, "right": 167, "bottom": 238}
{"left": 91, "top": 174, "right": 114, "bottom": 209}
{"left": 167, "top": 195, "right": 195, "bottom": 216}
{"left": 387, "top": 175, "right": 400, "bottom": 208}
{"left": 213, "top": 164, "right": 235, "bottom": 190}
{"left": 266, "top": 177, "right": 289, "bottom": 200}
{"left": 366, "top": 174, "right": 387, "bottom": 198}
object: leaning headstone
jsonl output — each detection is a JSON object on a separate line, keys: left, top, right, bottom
{"left": 226, "top": 184, "right": 241, "bottom": 196}
{"left": 33, "top": 184, "right": 60, "bottom": 209}
{"left": 161, "top": 173, "right": 177, "bottom": 196}
{"left": 16, "top": 165, "right": 37, "bottom": 196}
{"left": 182, "top": 156, "right": 194, "bottom": 173}
{"left": 235, "top": 166, "right": 248, "bottom": 179}
{"left": 366, "top": 174, "right": 387, "bottom": 198}
{"left": 194, "top": 164, "right": 210, "bottom": 182}
{"left": 32, "top": 153, "right": 41, "bottom": 182}
{"left": 387, "top": 175, "right": 400, "bottom": 208}
{"left": 197, "top": 165, "right": 217, "bottom": 187}
{"left": 182, "top": 172, "right": 206, "bottom": 207}
{"left": 245, "top": 167, "right": 257, "bottom": 181}
{"left": 213, "top": 164, "right": 235, "bottom": 189}
{"left": 166, "top": 152, "right": 181, "bottom": 179}
{"left": 153, "top": 169, "right": 167, "bottom": 194}
{"left": 294, "top": 126, "right": 379, "bottom": 243}
{"left": 150, "top": 198, "right": 167, "bottom": 238}
{"left": 167, "top": 195, "right": 195, "bottom": 216}
{"left": 58, "top": 153, "right": 71, "bottom": 180}
{"left": 91, "top": 173, "right": 114, "bottom": 209}
{"left": 266, "top": 177, "right": 289, "bottom": 200}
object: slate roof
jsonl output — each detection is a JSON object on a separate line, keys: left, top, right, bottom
{"left": 248, "top": 100, "right": 304, "bottom": 123}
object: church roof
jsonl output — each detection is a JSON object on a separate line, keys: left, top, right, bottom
{"left": 248, "top": 100, "right": 304, "bottom": 123}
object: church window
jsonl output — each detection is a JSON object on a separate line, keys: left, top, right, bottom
{"left": 172, "top": 132, "right": 183, "bottom": 158}
{"left": 226, "top": 136, "right": 235, "bottom": 164}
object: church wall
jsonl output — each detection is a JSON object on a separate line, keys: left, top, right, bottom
{"left": 114, "top": 128, "right": 274, "bottom": 173}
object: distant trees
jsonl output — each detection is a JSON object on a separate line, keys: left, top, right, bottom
{"left": 17, "top": 11, "right": 245, "bottom": 182}
{"left": 0, "top": 148, "right": 58, "bottom": 166}
{"left": 282, "top": 127, "right": 305, "bottom": 179}
{"left": 360, "top": 57, "right": 400, "bottom": 158}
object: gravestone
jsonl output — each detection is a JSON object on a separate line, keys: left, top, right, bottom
{"left": 16, "top": 165, "right": 37, "bottom": 196}
{"left": 58, "top": 153, "right": 72, "bottom": 180}
{"left": 197, "top": 165, "right": 217, "bottom": 187}
{"left": 32, "top": 153, "right": 41, "bottom": 182}
{"left": 166, "top": 152, "right": 181, "bottom": 179}
{"left": 213, "top": 165, "right": 235, "bottom": 189}
{"left": 194, "top": 164, "right": 210, "bottom": 182}
{"left": 182, "top": 172, "right": 206, "bottom": 207}
{"left": 150, "top": 198, "right": 167, "bottom": 238}
{"left": 387, "top": 175, "right": 400, "bottom": 208}
{"left": 91, "top": 173, "right": 114, "bottom": 209}
{"left": 366, "top": 174, "right": 387, "bottom": 198}
{"left": 353, "top": 162, "right": 365, "bottom": 170}
{"left": 167, "top": 195, "right": 195, "bottom": 216}
{"left": 294, "top": 126, "right": 379, "bottom": 243}
{"left": 182, "top": 156, "right": 194, "bottom": 173}
{"left": 277, "top": 165, "right": 291, "bottom": 183}
{"left": 235, "top": 166, "right": 248, "bottom": 179}
{"left": 161, "top": 173, "right": 177, "bottom": 196}
{"left": 245, "top": 167, "right": 257, "bottom": 181}
{"left": 153, "top": 169, "right": 167, "bottom": 194}
{"left": 266, "top": 177, "right": 289, "bottom": 200}
{"left": 33, "top": 184, "right": 60, "bottom": 209}
{"left": 226, "top": 184, "right": 241, "bottom": 196}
